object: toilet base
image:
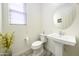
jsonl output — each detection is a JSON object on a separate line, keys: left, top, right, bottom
{"left": 32, "top": 47, "right": 45, "bottom": 56}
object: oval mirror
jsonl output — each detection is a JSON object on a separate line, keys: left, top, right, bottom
{"left": 53, "top": 4, "right": 76, "bottom": 29}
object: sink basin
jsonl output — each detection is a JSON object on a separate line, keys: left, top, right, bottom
{"left": 47, "top": 33, "right": 76, "bottom": 46}
{"left": 47, "top": 33, "right": 76, "bottom": 56}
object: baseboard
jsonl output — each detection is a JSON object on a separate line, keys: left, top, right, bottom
{"left": 12, "top": 48, "right": 33, "bottom": 56}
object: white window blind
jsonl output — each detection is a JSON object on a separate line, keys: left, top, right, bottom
{"left": 9, "top": 3, "right": 26, "bottom": 24}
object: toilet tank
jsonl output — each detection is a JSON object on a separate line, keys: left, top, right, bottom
{"left": 40, "top": 34, "right": 47, "bottom": 43}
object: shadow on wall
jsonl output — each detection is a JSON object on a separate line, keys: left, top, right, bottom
{"left": 64, "top": 36, "right": 79, "bottom": 56}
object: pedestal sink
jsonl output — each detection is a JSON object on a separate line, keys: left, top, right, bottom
{"left": 47, "top": 33, "right": 76, "bottom": 56}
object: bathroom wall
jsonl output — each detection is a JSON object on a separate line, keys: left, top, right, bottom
{"left": 0, "top": 4, "right": 2, "bottom": 32}
{"left": 41, "top": 3, "right": 79, "bottom": 56}
{"left": 2, "top": 3, "right": 42, "bottom": 55}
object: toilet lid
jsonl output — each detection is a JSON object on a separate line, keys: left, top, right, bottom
{"left": 32, "top": 41, "right": 42, "bottom": 47}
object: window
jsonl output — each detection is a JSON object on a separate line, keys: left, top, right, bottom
{"left": 9, "top": 3, "right": 26, "bottom": 24}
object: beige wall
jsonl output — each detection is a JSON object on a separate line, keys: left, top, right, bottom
{"left": 41, "top": 3, "right": 79, "bottom": 56}
{"left": 63, "top": 4, "right": 79, "bottom": 56}
{"left": 2, "top": 3, "right": 42, "bottom": 55}
{"left": 0, "top": 4, "right": 2, "bottom": 32}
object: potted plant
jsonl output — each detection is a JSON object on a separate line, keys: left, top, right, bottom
{"left": 2, "top": 32, "right": 14, "bottom": 56}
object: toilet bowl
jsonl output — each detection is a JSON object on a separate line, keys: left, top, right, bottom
{"left": 32, "top": 41, "right": 43, "bottom": 49}
{"left": 31, "top": 34, "right": 47, "bottom": 56}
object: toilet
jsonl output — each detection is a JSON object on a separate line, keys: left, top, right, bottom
{"left": 31, "top": 34, "right": 47, "bottom": 56}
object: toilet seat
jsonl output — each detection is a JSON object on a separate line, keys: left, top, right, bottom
{"left": 32, "top": 41, "right": 43, "bottom": 49}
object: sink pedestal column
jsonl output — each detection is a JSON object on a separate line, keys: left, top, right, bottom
{"left": 54, "top": 41, "right": 64, "bottom": 56}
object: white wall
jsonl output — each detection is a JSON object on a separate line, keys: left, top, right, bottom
{"left": 0, "top": 4, "right": 2, "bottom": 32}
{"left": 2, "top": 3, "right": 42, "bottom": 55}
{"left": 41, "top": 3, "right": 79, "bottom": 55}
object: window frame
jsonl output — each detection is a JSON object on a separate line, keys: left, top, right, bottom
{"left": 8, "top": 3, "right": 27, "bottom": 25}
